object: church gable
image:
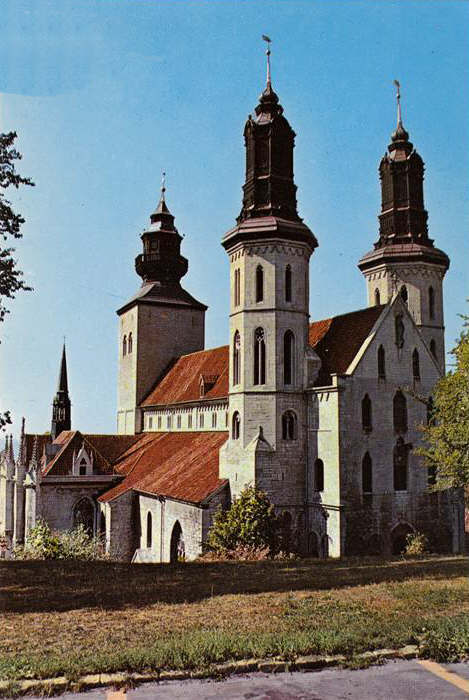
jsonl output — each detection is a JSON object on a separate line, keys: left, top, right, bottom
{"left": 42, "top": 432, "right": 140, "bottom": 477}
{"left": 308, "top": 306, "right": 384, "bottom": 386}
{"left": 347, "top": 295, "right": 441, "bottom": 386}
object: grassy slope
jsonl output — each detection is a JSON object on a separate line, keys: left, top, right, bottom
{"left": 0, "top": 556, "right": 468, "bottom": 680}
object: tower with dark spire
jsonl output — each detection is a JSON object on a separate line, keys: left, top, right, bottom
{"left": 51, "top": 344, "right": 71, "bottom": 440}
{"left": 220, "top": 40, "right": 318, "bottom": 514}
{"left": 358, "top": 81, "right": 449, "bottom": 369}
{"left": 117, "top": 177, "right": 207, "bottom": 434}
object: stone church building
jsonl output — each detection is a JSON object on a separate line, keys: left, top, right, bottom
{"left": 0, "top": 62, "right": 465, "bottom": 561}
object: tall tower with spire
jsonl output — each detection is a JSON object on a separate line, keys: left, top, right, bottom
{"left": 51, "top": 344, "right": 71, "bottom": 440}
{"left": 117, "top": 178, "right": 207, "bottom": 434}
{"left": 358, "top": 82, "right": 449, "bottom": 369}
{"left": 220, "top": 40, "right": 318, "bottom": 507}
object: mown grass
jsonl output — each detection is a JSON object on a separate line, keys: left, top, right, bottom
{"left": 0, "top": 555, "right": 467, "bottom": 680}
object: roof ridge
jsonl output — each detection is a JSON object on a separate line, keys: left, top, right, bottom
{"left": 177, "top": 344, "right": 229, "bottom": 359}
{"left": 310, "top": 304, "right": 385, "bottom": 326}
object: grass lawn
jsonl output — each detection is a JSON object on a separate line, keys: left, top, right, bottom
{"left": 0, "top": 555, "right": 468, "bottom": 681}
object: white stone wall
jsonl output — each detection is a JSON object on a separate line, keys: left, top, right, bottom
{"left": 362, "top": 262, "right": 446, "bottom": 370}
{"left": 117, "top": 301, "right": 205, "bottom": 435}
{"left": 143, "top": 401, "right": 229, "bottom": 433}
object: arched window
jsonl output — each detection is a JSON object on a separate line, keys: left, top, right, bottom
{"left": 128, "top": 332, "right": 133, "bottom": 354}
{"left": 314, "top": 458, "right": 324, "bottom": 492}
{"left": 393, "top": 390, "right": 407, "bottom": 433}
{"left": 374, "top": 288, "right": 381, "bottom": 306}
{"left": 378, "top": 345, "right": 386, "bottom": 379}
{"left": 395, "top": 314, "right": 405, "bottom": 348}
{"left": 362, "top": 452, "right": 372, "bottom": 493}
{"left": 285, "top": 265, "right": 292, "bottom": 302}
{"left": 393, "top": 437, "right": 409, "bottom": 491}
{"left": 146, "top": 512, "right": 152, "bottom": 548}
{"left": 412, "top": 348, "right": 420, "bottom": 380}
{"left": 256, "top": 265, "right": 264, "bottom": 302}
{"left": 400, "top": 285, "right": 408, "bottom": 305}
{"left": 362, "top": 394, "right": 372, "bottom": 432}
{"left": 429, "top": 286, "right": 435, "bottom": 319}
{"left": 282, "top": 411, "right": 297, "bottom": 440}
{"left": 254, "top": 327, "right": 266, "bottom": 385}
{"left": 430, "top": 338, "right": 437, "bottom": 359}
{"left": 233, "top": 331, "right": 241, "bottom": 385}
{"left": 232, "top": 411, "right": 240, "bottom": 440}
{"left": 122, "top": 334, "right": 127, "bottom": 356}
{"left": 234, "top": 268, "right": 241, "bottom": 306}
{"left": 283, "top": 330, "right": 295, "bottom": 385}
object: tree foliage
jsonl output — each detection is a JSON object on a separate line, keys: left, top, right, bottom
{"left": 206, "top": 486, "right": 279, "bottom": 556}
{"left": 418, "top": 316, "right": 469, "bottom": 493}
{"left": 0, "top": 131, "right": 34, "bottom": 429}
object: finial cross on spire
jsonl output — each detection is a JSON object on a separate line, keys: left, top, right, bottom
{"left": 161, "top": 171, "right": 166, "bottom": 202}
{"left": 393, "top": 79, "right": 402, "bottom": 126}
{"left": 262, "top": 35, "right": 272, "bottom": 87}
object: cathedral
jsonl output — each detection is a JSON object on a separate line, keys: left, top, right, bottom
{"left": 0, "top": 59, "right": 465, "bottom": 562}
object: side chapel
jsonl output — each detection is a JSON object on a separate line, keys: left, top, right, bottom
{"left": 0, "top": 55, "right": 465, "bottom": 561}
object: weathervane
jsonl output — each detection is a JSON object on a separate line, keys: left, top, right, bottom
{"left": 161, "top": 171, "right": 166, "bottom": 201}
{"left": 262, "top": 35, "right": 272, "bottom": 87}
{"left": 393, "top": 79, "right": 402, "bottom": 126}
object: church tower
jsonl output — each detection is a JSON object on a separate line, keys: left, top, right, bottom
{"left": 117, "top": 180, "right": 207, "bottom": 435}
{"left": 220, "top": 43, "right": 318, "bottom": 503}
{"left": 358, "top": 82, "right": 449, "bottom": 369}
{"left": 51, "top": 344, "right": 71, "bottom": 440}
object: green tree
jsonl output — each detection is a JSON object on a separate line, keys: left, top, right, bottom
{"left": 206, "top": 486, "right": 279, "bottom": 555}
{"left": 418, "top": 316, "right": 469, "bottom": 494}
{"left": 0, "top": 131, "right": 34, "bottom": 429}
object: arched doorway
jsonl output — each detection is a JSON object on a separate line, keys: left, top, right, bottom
{"left": 73, "top": 498, "right": 95, "bottom": 535}
{"left": 308, "top": 531, "right": 319, "bottom": 558}
{"left": 391, "top": 523, "right": 414, "bottom": 555}
{"left": 170, "top": 521, "right": 185, "bottom": 563}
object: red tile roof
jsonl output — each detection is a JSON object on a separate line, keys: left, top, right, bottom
{"left": 99, "top": 431, "right": 228, "bottom": 505}
{"left": 141, "top": 345, "right": 229, "bottom": 407}
{"left": 42, "top": 431, "right": 141, "bottom": 477}
{"left": 309, "top": 305, "right": 384, "bottom": 385}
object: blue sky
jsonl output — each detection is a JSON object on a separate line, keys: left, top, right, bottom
{"left": 1, "top": 0, "right": 468, "bottom": 439}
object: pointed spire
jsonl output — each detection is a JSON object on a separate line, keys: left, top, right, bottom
{"left": 18, "top": 417, "right": 26, "bottom": 465}
{"left": 390, "top": 79, "right": 410, "bottom": 148}
{"left": 8, "top": 434, "right": 14, "bottom": 462}
{"left": 262, "top": 35, "right": 272, "bottom": 88}
{"left": 57, "top": 343, "right": 68, "bottom": 394}
{"left": 30, "top": 434, "right": 38, "bottom": 472}
{"left": 4, "top": 434, "right": 9, "bottom": 456}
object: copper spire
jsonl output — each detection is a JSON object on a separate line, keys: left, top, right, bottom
{"left": 262, "top": 35, "right": 272, "bottom": 88}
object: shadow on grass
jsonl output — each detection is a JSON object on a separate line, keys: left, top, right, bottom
{"left": 0, "top": 555, "right": 467, "bottom": 614}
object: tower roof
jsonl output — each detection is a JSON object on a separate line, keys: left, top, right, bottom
{"left": 223, "top": 40, "right": 317, "bottom": 252}
{"left": 57, "top": 343, "right": 68, "bottom": 393}
{"left": 358, "top": 81, "right": 449, "bottom": 273}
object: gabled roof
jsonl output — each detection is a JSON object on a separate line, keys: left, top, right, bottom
{"left": 309, "top": 305, "right": 384, "bottom": 385}
{"left": 99, "top": 431, "right": 228, "bottom": 504}
{"left": 141, "top": 345, "right": 229, "bottom": 407}
{"left": 42, "top": 431, "right": 140, "bottom": 477}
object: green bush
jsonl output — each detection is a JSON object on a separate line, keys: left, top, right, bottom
{"left": 404, "top": 531, "right": 430, "bottom": 557}
{"left": 420, "top": 616, "right": 469, "bottom": 662}
{"left": 206, "top": 486, "right": 279, "bottom": 557}
{"left": 14, "top": 520, "right": 107, "bottom": 561}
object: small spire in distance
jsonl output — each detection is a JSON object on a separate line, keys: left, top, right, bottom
{"left": 57, "top": 343, "right": 68, "bottom": 394}
{"left": 262, "top": 35, "right": 272, "bottom": 88}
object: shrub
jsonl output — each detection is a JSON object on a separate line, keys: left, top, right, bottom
{"left": 14, "top": 520, "right": 107, "bottom": 561}
{"left": 404, "top": 531, "right": 430, "bottom": 557}
{"left": 206, "top": 486, "right": 280, "bottom": 557}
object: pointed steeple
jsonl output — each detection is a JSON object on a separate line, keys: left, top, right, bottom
{"left": 18, "top": 417, "right": 26, "bottom": 466}
{"left": 51, "top": 343, "right": 71, "bottom": 440}
{"left": 237, "top": 38, "right": 301, "bottom": 224}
